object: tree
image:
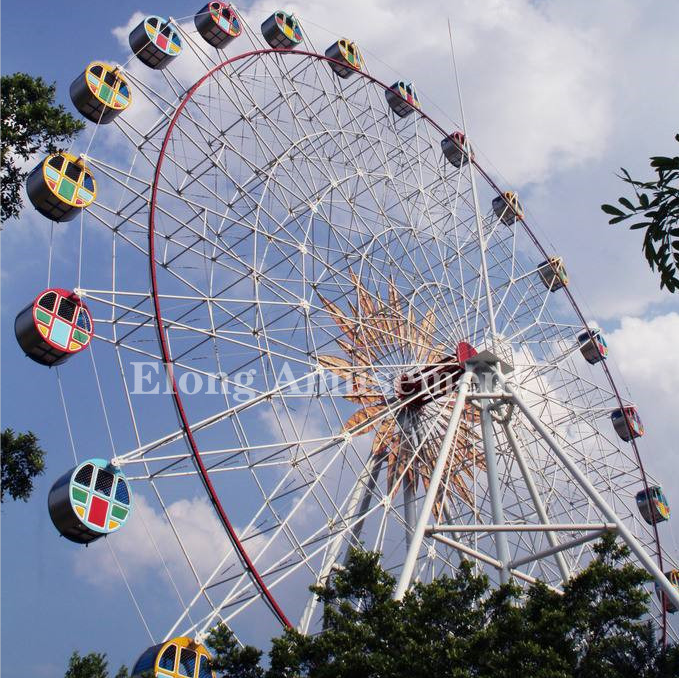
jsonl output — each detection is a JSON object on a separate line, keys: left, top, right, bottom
{"left": 1, "top": 72, "right": 85, "bottom": 223}
{"left": 205, "top": 536, "right": 678, "bottom": 678}
{"left": 602, "top": 134, "right": 679, "bottom": 292}
{"left": 1, "top": 428, "right": 46, "bottom": 502}
{"left": 64, "top": 651, "right": 128, "bottom": 678}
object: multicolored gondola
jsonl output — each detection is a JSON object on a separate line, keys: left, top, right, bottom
{"left": 15, "top": 288, "right": 93, "bottom": 366}
{"left": 537, "top": 256, "right": 568, "bottom": 291}
{"left": 48, "top": 458, "right": 132, "bottom": 544}
{"left": 261, "top": 10, "right": 303, "bottom": 49}
{"left": 26, "top": 153, "right": 96, "bottom": 222}
{"left": 325, "top": 39, "right": 363, "bottom": 79}
{"left": 385, "top": 80, "right": 421, "bottom": 117}
{"left": 636, "top": 485, "right": 670, "bottom": 525}
{"left": 577, "top": 327, "right": 608, "bottom": 364}
{"left": 70, "top": 61, "right": 131, "bottom": 124}
{"left": 611, "top": 406, "right": 644, "bottom": 441}
{"left": 195, "top": 2, "right": 241, "bottom": 48}
{"left": 129, "top": 16, "right": 182, "bottom": 69}
{"left": 441, "top": 131, "right": 473, "bottom": 168}
{"left": 492, "top": 190, "right": 524, "bottom": 225}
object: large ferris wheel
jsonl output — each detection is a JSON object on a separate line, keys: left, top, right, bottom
{"left": 15, "top": 4, "right": 679, "bottom": 674}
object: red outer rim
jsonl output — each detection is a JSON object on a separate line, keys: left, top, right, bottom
{"left": 148, "top": 48, "right": 666, "bottom": 634}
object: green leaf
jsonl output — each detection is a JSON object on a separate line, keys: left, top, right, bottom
{"left": 601, "top": 203, "right": 624, "bottom": 216}
{"left": 618, "top": 196, "right": 635, "bottom": 211}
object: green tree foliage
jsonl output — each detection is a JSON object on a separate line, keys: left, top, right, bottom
{"left": 206, "top": 535, "right": 678, "bottom": 678}
{"left": 64, "top": 651, "right": 128, "bottom": 678}
{"left": 1, "top": 428, "right": 45, "bottom": 502}
{"left": 1, "top": 72, "right": 85, "bottom": 223}
{"left": 602, "top": 134, "right": 679, "bottom": 292}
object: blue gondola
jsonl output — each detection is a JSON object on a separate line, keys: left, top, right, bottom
{"left": 577, "top": 327, "right": 608, "bottom": 364}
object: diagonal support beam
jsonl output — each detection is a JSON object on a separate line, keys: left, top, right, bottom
{"left": 502, "top": 421, "right": 571, "bottom": 583}
{"left": 497, "top": 371, "right": 679, "bottom": 612}
{"left": 394, "top": 370, "right": 474, "bottom": 599}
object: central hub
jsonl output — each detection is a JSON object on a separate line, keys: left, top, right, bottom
{"left": 395, "top": 356, "right": 462, "bottom": 406}
{"left": 395, "top": 342, "right": 477, "bottom": 407}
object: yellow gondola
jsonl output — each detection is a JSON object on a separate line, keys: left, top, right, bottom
{"left": 492, "top": 191, "right": 524, "bottom": 225}
{"left": 26, "top": 153, "right": 96, "bottom": 222}
{"left": 537, "top": 256, "right": 568, "bottom": 291}
{"left": 70, "top": 62, "right": 131, "bottom": 124}
{"left": 132, "top": 637, "right": 215, "bottom": 678}
{"left": 325, "top": 39, "right": 363, "bottom": 79}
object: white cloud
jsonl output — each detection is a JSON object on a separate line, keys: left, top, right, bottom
{"left": 608, "top": 313, "right": 679, "bottom": 397}
{"left": 76, "top": 493, "right": 229, "bottom": 586}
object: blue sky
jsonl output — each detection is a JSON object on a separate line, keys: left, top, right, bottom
{"left": 2, "top": 1, "right": 679, "bottom": 677}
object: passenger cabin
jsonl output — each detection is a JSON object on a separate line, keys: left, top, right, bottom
{"left": 385, "top": 81, "right": 421, "bottom": 117}
{"left": 492, "top": 191, "right": 524, "bottom": 225}
{"left": 656, "top": 570, "right": 679, "bottom": 614}
{"left": 261, "top": 11, "right": 303, "bottom": 49}
{"left": 129, "top": 16, "right": 182, "bottom": 69}
{"left": 577, "top": 327, "right": 608, "bottom": 364}
{"left": 325, "top": 39, "right": 363, "bottom": 79}
{"left": 48, "top": 458, "right": 132, "bottom": 544}
{"left": 636, "top": 485, "right": 670, "bottom": 525}
{"left": 195, "top": 2, "right": 241, "bottom": 48}
{"left": 441, "top": 131, "right": 473, "bottom": 169}
{"left": 537, "top": 256, "right": 568, "bottom": 291}
{"left": 15, "top": 288, "right": 93, "bottom": 366}
{"left": 611, "top": 406, "right": 644, "bottom": 442}
{"left": 132, "top": 637, "right": 214, "bottom": 678}
{"left": 70, "top": 62, "right": 131, "bottom": 124}
{"left": 26, "top": 153, "right": 96, "bottom": 222}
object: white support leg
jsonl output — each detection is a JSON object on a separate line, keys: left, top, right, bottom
{"left": 502, "top": 421, "right": 571, "bottom": 583}
{"left": 394, "top": 370, "right": 474, "bottom": 600}
{"left": 479, "top": 390, "right": 511, "bottom": 584}
{"left": 499, "top": 373, "right": 679, "bottom": 611}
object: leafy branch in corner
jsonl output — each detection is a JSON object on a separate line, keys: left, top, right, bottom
{"left": 602, "top": 133, "right": 679, "bottom": 292}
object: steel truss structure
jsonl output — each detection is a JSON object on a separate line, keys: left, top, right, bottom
{"left": 42, "top": 8, "right": 676, "bottom": 648}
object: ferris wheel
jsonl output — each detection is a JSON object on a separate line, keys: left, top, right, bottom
{"left": 15, "top": 4, "right": 679, "bottom": 673}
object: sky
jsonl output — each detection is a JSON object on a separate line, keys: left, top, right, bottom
{"left": 2, "top": 1, "right": 679, "bottom": 677}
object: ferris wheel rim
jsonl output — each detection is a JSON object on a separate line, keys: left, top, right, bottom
{"left": 145, "top": 46, "right": 665, "bottom": 634}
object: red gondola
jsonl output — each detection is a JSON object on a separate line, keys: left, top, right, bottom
{"left": 611, "top": 406, "right": 644, "bottom": 441}
{"left": 15, "top": 288, "right": 93, "bottom": 366}
{"left": 441, "top": 131, "right": 473, "bottom": 169}
{"left": 195, "top": 2, "right": 241, "bottom": 49}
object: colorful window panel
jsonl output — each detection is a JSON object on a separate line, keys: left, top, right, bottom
{"left": 398, "top": 82, "right": 421, "bottom": 110}
{"left": 145, "top": 16, "right": 182, "bottom": 55}
{"left": 86, "top": 63, "right": 131, "bottom": 110}
{"left": 653, "top": 488, "right": 671, "bottom": 520}
{"left": 42, "top": 155, "right": 96, "bottom": 207}
{"left": 34, "top": 290, "right": 93, "bottom": 353}
{"left": 275, "top": 12, "right": 302, "bottom": 43}
{"left": 594, "top": 333, "right": 608, "bottom": 358}
{"left": 158, "top": 644, "right": 177, "bottom": 675}
{"left": 338, "top": 40, "right": 362, "bottom": 69}
{"left": 549, "top": 257, "right": 568, "bottom": 285}
{"left": 627, "top": 408, "right": 644, "bottom": 436}
{"left": 69, "top": 462, "right": 131, "bottom": 533}
{"left": 210, "top": 2, "right": 241, "bottom": 36}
